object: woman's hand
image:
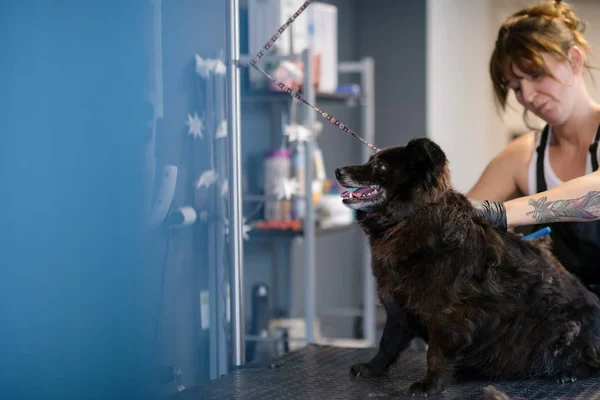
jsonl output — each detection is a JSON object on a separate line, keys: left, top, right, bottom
{"left": 470, "top": 199, "right": 508, "bottom": 231}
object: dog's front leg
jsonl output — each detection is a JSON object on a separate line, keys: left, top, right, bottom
{"left": 350, "top": 302, "right": 421, "bottom": 377}
{"left": 408, "top": 330, "right": 452, "bottom": 396}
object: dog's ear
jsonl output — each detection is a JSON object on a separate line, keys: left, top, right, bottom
{"left": 407, "top": 138, "right": 446, "bottom": 168}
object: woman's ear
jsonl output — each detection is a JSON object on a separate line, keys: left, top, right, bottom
{"left": 568, "top": 46, "right": 585, "bottom": 75}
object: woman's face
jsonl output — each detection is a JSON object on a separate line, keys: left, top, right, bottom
{"left": 505, "top": 52, "right": 578, "bottom": 125}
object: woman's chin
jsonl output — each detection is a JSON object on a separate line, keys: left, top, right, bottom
{"left": 533, "top": 108, "right": 560, "bottom": 126}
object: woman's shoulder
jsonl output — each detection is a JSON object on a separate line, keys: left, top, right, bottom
{"left": 500, "top": 131, "right": 540, "bottom": 197}
{"left": 466, "top": 131, "right": 538, "bottom": 200}
{"left": 498, "top": 130, "right": 538, "bottom": 162}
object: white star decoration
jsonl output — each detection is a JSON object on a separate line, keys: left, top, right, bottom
{"left": 212, "top": 59, "right": 226, "bottom": 76}
{"left": 195, "top": 55, "right": 211, "bottom": 79}
{"left": 224, "top": 217, "right": 252, "bottom": 240}
{"left": 196, "top": 170, "right": 218, "bottom": 189}
{"left": 220, "top": 179, "right": 228, "bottom": 198}
{"left": 242, "top": 220, "right": 252, "bottom": 240}
{"left": 284, "top": 124, "right": 311, "bottom": 142}
{"left": 215, "top": 119, "right": 227, "bottom": 139}
{"left": 186, "top": 112, "right": 204, "bottom": 139}
{"left": 281, "top": 178, "right": 298, "bottom": 199}
{"left": 195, "top": 54, "right": 226, "bottom": 78}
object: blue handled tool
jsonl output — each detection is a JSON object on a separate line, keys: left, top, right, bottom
{"left": 521, "top": 227, "right": 551, "bottom": 241}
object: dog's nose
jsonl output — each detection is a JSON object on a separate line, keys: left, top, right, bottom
{"left": 335, "top": 168, "right": 344, "bottom": 180}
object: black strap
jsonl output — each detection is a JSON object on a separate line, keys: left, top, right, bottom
{"left": 591, "top": 126, "right": 600, "bottom": 172}
{"left": 537, "top": 124, "right": 600, "bottom": 193}
{"left": 536, "top": 125, "right": 550, "bottom": 193}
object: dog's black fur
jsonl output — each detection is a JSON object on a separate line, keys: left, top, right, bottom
{"left": 335, "top": 138, "right": 600, "bottom": 396}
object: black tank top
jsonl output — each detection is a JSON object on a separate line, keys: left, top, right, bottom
{"left": 534, "top": 125, "right": 600, "bottom": 286}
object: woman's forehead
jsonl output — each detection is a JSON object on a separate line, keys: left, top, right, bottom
{"left": 503, "top": 55, "right": 549, "bottom": 82}
{"left": 509, "top": 62, "right": 527, "bottom": 79}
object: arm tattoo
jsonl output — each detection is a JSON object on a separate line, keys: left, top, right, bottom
{"left": 526, "top": 191, "right": 600, "bottom": 224}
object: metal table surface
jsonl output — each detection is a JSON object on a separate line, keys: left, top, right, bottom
{"left": 172, "top": 344, "right": 600, "bottom": 399}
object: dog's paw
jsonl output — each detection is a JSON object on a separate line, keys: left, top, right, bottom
{"left": 483, "top": 385, "right": 511, "bottom": 400}
{"left": 350, "top": 362, "right": 381, "bottom": 378}
{"left": 408, "top": 379, "right": 443, "bottom": 396}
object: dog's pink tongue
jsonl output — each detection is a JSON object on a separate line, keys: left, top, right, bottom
{"left": 340, "top": 187, "right": 369, "bottom": 199}
{"left": 352, "top": 187, "right": 370, "bottom": 197}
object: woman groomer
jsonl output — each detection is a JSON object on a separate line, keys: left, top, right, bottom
{"left": 469, "top": 0, "right": 600, "bottom": 288}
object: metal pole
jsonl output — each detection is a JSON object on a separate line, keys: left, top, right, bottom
{"left": 337, "top": 61, "right": 362, "bottom": 74}
{"left": 302, "top": 48, "right": 316, "bottom": 344}
{"left": 361, "top": 57, "right": 376, "bottom": 347}
{"left": 152, "top": 0, "right": 163, "bottom": 119}
{"left": 225, "top": 0, "right": 245, "bottom": 367}
{"left": 337, "top": 59, "right": 377, "bottom": 348}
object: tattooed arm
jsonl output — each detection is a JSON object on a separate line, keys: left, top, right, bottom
{"left": 504, "top": 170, "right": 600, "bottom": 228}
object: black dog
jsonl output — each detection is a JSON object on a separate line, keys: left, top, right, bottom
{"left": 335, "top": 138, "right": 600, "bottom": 396}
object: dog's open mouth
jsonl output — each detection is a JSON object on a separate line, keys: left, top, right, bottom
{"left": 340, "top": 185, "right": 383, "bottom": 201}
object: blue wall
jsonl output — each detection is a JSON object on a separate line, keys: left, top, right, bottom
{"left": 1, "top": 2, "right": 157, "bottom": 399}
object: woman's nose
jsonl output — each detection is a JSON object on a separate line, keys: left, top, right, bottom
{"left": 520, "top": 80, "right": 536, "bottom": 104}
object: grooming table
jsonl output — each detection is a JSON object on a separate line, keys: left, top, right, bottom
{"left": 172, "top": 344, "right": 600, "bottom": 399}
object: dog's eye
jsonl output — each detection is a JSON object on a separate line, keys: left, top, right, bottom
{"left": 374, "top": 161, "right": 387, "bottom": 172}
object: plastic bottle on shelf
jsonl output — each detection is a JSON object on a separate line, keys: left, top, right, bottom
{"left": 290, "top": 140, "right": 306, "bottom": 220}
{"left": 263, "top": 148, "right": 291, "bottom": 221}
{"left": 311, "top": 141, "right": 326, "bottom": 205}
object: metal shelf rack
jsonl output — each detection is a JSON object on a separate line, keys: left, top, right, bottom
{"left": 237, "top": 47, "right": 377, "bottom": 352}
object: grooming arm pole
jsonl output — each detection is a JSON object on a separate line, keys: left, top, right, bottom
{"left": 361, "top": 58, "right": 376, "bottom": 347}
{"left": 338, "top": 58, "right": 377, "bottom": 347}
{"left": 226, "top": 0, "right": 245, "bottom": 368}
{"left": 303, "top": 48, "right": 316, "bottom": 344}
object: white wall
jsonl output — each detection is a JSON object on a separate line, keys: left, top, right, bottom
{"left": 426, "top": 0, "right": 600, "bottom": 193}
{"left": 426, "top": 0, "right": 505, "bottom": 193}
{"left": 579, "top": 0, "right": 600, "bottom": 101}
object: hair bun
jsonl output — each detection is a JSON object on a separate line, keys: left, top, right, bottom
{"left": 551, "top": 0, "right": 584, "bottom": 34}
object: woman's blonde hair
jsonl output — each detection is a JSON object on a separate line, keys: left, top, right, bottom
{"left": 490, "top": 0, "right": 594, "bottom": 114}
